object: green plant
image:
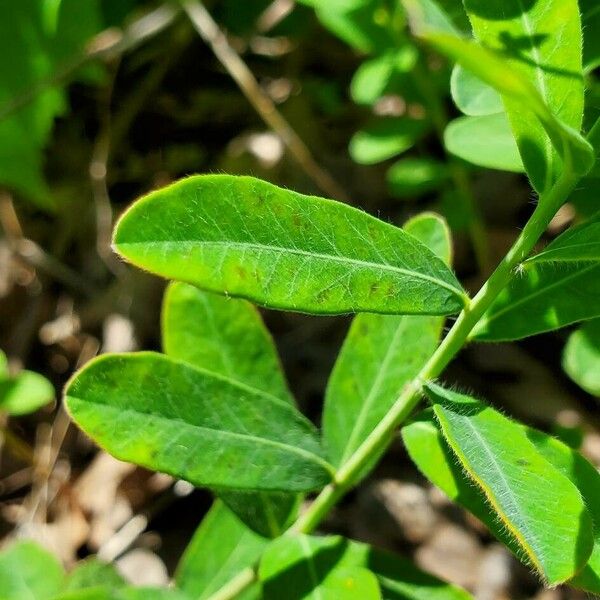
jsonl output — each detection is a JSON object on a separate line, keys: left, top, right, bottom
{"left": 4, "top": 0, "right": 600, "bottom": 598}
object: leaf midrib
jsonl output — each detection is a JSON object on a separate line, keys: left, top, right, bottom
{"left": 66, "top": 396, "right": 334, "bottom": 475}
{"left": 117, "top": 239, "right": 465, "bottom": 300}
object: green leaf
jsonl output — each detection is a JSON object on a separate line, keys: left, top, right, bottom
{"left": 462, "top": 0, "right": 585, "bottom": 191}
{"left": 401, "top": 0, "right": 460, "bottom": 35}
{"left": 349, "top": 118, "right": 429, "bottom": 165}
{"left": 450, "top": 65, "right": 503, "bottom": 116}
{"left": 386, "top": 158, "right": 448, "bottom": 198}
{"left": 403, "top": 212, "right": 453, "bottom": 264}
{"left": 176, "top": 500, "right": 264, "bottom": 600}
{"left": 0, "top": 0, "right": 102, "bottom": 208}
{"left": 581, "top": 0, "right": 600, "bottom": 72}
{"left": 259, "top": 534, "right": 472, "bottom": 600}
{"left": 0, "top": 369, "right": 55, "bottom": 416}
{"left": 473, "top": 215, "right": 600, "bottom": 340}
{"left": 350, "top": 48, "right": 417, "bottom": 106}
{"left": 444, "top": 114, "right": 524, "bottom": 173}
{"left": 322, "top": 214, "right": 450, "bottom": 472}
{"left": 65, "top": 352, "right": 333, "bottom": 492}
{"left": 298, "top": 0, "right": 395, "bottom": 54}
{"left": 0, "top": 350, "right": 8, "bottom": 379}
{"left": 259, "top": 535, "right": 381, "bottom": 600}
{"left": 0, "top": 540, "right": 64, "bottom": 600}
{"left": 115, "top": 589, "right": 191, "bottom": 600}
{"left": 402, "top": 25, "right": 592, "bottom": 189}
{"left": 403, "top": 410, "right": 600, "bottom": 594}
{"left": 64, "top": 559, "right": 125, "bottom": 592}
{"left": 113, "top": 175, "right": 466, "bottom": 316}
{"left": 162, "top": 282, "right": 294, "bottom": 405}
{"left": 563, "top": 319, "right": 600, "bottom": 396}
{"left": 162, "top": 281, "right": 299, "bottom": 536}
{"left": 425, "top": 382, "right": 594, "bottom": 585}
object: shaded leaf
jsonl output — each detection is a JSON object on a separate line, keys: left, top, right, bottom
{"left": 65, "top": 352, "right": 333, "bottom": 492}
{"left": 322, "top": 214, "right": 449, "bottom": 476}
{"left": 461, "top": 0, "right": 585, "bottom": 191}
{"left": 563, "top": 319, "right": 600, "bottom": 396}
{"left": 581, "top": 0, "right": 600, "bottom": 72}
{"left": 259, "top": 535, "right": 381, "bottom": 600}
{"left": 113, "top": 175, "right": 466, "bottom": 316}
{"left": 0, "top": 540, "right": 64, "bottom": 600}
{"left": 450, "top": 65, "right": 503, "bottom": 116}
{"left": 349, "top": 118, "right": 429, "bottom": 165}
{"left": 350, "top": 48, "right": 417, "bottom": 106}
{"left": 175, "top": 500, "right": 264, "bottom": 600}
{"left": 386, "top": 158, "right": 448, "bottom": 198}
{"left": 162, "top": 282, "right": 299, "bottom": 536}
{"left": 259, "top": 534, "right": 472, "bottom": 600}
{"left": 473, "top": 215, "right": 600, "bottom": 340}
{"left": 425, "top": 383, "right": 593, "bottom": 585}
{"left": 444, "top": 114, "right": 524, "bottom": 173}
{"left": 162, "top": 282, "right": 293, "bottom": 405}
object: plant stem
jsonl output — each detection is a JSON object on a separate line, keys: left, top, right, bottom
{"left": 211, "top": 170, "right": 577, "bottom": 599}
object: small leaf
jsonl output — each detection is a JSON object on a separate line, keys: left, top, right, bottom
{"left": 450, "top": 65, "right": 503, "bottom": 116}
{"left": 403, "top": 28, "right": 592, "bottom": 188}
{"left": 259, "top": 535, "right": 381, "bottom": 600}
{"left": 402, "top": 0, "right": 460, "bottom": 35}
{"left": 461, "top": 0, "right": 586, "bottom": 191}
{"left": 0, "top": 369, "right": 54, "bottom": 416}
{"left": 175, "top": 500, "right": 265, "bottom": 600}
{"left": 65, "top": 352, "right": 333, "bottom": 492}
{"left": 444, "top": 114, "right": 524, "bottom": 173}
{"left": 474, "top": 215, "right": 600, "bottom": 340}
{"left": 386, "top": 158, "right": 448, "bottom": 198}
{"left": 113, "top": 175, "right": 466, "bottom": 316}
{"left": 162, "top": 282, "right": 299, "bottom": 536}
{"left": 349, "top": 118, "right": 429, "bottom": 165}
{"left": 322, "top": 214, "right": 449, "bottom": 475}
{"left": 350, "top": 48, "right": 417, "bottom": 106}
{"left": 563, "top": 319, "right": 600, "bottom": 396}
{"left": 64, "top": 558, "right": 125, "bottom": 592}
{"left": 0, "top": 540, "right": 64, "bottom": 600}
{"left": 425, "top": 383, "right": 594, "bottom": 585}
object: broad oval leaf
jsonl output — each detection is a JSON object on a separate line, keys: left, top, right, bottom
{"left": 349, "top": 117, "right": 429, "bottom": 165}
{"left": 163, "top": 282, "right": 299, "bottom": 536}
{"left": 0, "top": 369, "right": 54, "bottom": 416}
{"left": 403, "top": 410, "right": 600, "bottom": 594}
{"left": 444, "top": 114, "right": 524, "bottom": 173}
{"left": 175, "top": 500, "right": 265, "bottom": 600}
{"left": 259, "top": 535, "right": 381, "bottom": 600}
{"left": 350, "top": 48, "right": 417, "bottom": 106}
{"left": 473, "top": 215, "right": 600, "bottom": 340}
{"left": 322, "top": 214, "right": 450, "bottom": 472}
{"left": 386, "top": 158, "right": 448, "bottom": 198}
{"left": 64, "top": 559, "right": 125, "bottom": 592}
{"left": 113, "top": 175, "right": 466, "bottom": 316}
{"left": 425, "top": 383, "right": 594, "bottom": 585}
{"left": 563, "top": 319, "right": 600, "bottom": 396}
{"left": 65, "top": 352, "right": 334, "bottom": 492}
{"left": 450, "top": 65, "right": 503, "bottom": 116}
{"left": 462, "top": 0, "right": 585, "bottom": 191}
{"left": 0, "top": 540, "right": 64, "bottom": 600}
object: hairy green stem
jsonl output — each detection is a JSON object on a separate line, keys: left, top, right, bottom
{"left": 211, "top": 169, "right": 577, "bottom": 598}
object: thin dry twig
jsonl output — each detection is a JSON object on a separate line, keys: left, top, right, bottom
{"left": 183, "top": 0, "right": 350, "bottom": 203}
